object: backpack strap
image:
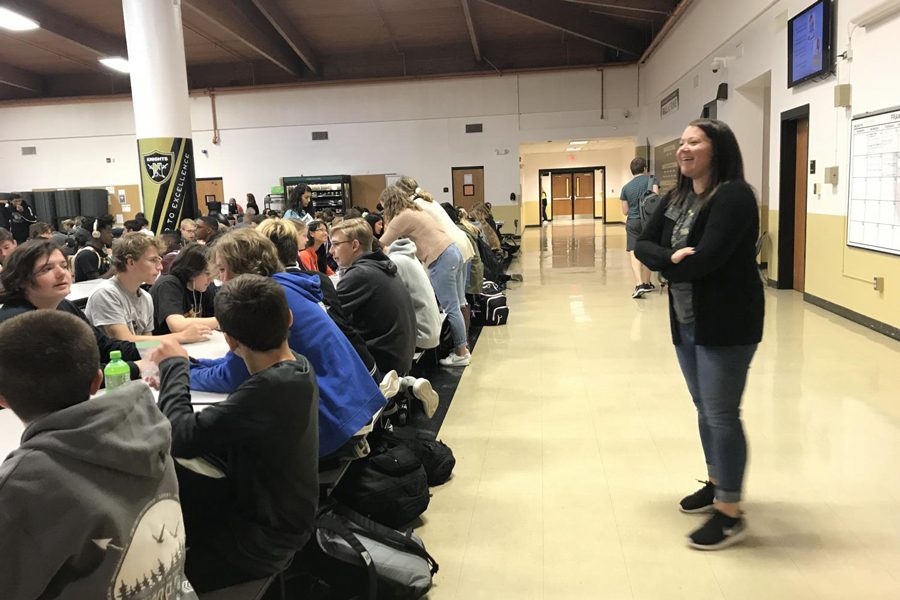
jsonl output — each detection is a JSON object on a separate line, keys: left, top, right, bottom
{"left": 334, "top": 504, "right": 439, "bottom": 575}
{"left": 316, "top": 513, "right": 378, "bottom": 600}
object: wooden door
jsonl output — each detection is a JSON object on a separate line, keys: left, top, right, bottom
{"left": 196, "top": 178, "right": 224, "bottom": 216}
{"left": 551, "top": 174, "right": 572, "bottom": 218}
{"left": 452, "top": 167, "right": 485, "bottom": 212}
{"left": 573, "top": 171, "right": 594, "bottom": 217}
{"left": 793, "top": 119, "right": 808, "bottom": 292}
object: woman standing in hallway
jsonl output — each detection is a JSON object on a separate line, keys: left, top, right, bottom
{"left": 635, "top": 118, "right": 764, "bottom": 551}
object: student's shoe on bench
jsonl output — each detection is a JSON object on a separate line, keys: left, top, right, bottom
{"left": 380, "top": 370, "right": 400, "bottom": 399}
{"left": 405, "top": 377, "right": 439, "bottom": 418}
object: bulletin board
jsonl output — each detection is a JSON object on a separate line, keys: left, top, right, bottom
{"left": 847, "top": 106, "right": 900, "bottom": 256}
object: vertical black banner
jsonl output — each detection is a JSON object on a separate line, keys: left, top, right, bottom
{"left": 138, "top": 137, "right": 199, "bottom": 234}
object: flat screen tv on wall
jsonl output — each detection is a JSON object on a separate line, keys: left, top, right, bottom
{"left": 788, "top": 0, "right": 835, "bottom": 88}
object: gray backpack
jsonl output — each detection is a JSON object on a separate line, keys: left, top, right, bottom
{"left": 315, "top": 504, "right": 439, "bottom": 600}
{"left": 639, "top": 176, "right": 663, "bottom": 230}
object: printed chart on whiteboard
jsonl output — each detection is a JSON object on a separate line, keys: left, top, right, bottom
{"left": 847, "top": 107, "right": 900, "bottom": 256}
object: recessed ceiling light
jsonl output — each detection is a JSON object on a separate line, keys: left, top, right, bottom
{"left": 99, "top": 57, "right": 130, "bottom": 74}
{"left": 0, "top": 7, "right": 39, "bottom": 31}
{"left": 566, "top": 147, "right": 582, "bottom": 152}
{"left": 569, "top": 140, "right": 588, "bottom": 145}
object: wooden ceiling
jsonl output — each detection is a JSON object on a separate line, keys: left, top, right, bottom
{"left": 0, "top": 0, "right": 682, "bottom": 101}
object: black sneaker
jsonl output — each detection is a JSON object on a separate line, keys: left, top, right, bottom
{"left": 632, "top": 285, "right": 648, "bottom": 299}
{"left": 679, "top": 480, "right": 716, "bottom": 514}
{"left": 687, "top": 510, "right": 747, "bottom": 550}
{"left": 644, "top": 282, "right": 656, "bottom": 291}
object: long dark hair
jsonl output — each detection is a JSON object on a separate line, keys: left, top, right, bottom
{"left": 288, "top": 184, "right": 311, "bottom": 212}
{"left": 669, "top": 118, "right": 746, "bottom": 210}
{"left": 168, "top": 242, "right": 211, "bottom": 286}
{"left": 0, "top": 239, "right": 62, "bottom": 304}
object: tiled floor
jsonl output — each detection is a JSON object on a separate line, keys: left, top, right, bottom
{"left": 418, "top": 221, "right": 900, "bottom": 600}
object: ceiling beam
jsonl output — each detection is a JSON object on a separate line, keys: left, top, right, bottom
{"left": 562, "top": 0, "right": 672, "bottom": 15}
{"left": 0, "top": 62, "right": 42, "bottom": 93}
{"left": 0, "top": 0, "right": 127, "bottom": 57}
{"left": 477, "top": 0, "right": 645, "bottom": 56}
{"left": 249, "top": 0, "right": 320, "bottom": 75}
{"left": 461, "top": 0, "right": 482, "bottom": 62}
{"left": 182, "top": 0, "right": 307, "bottom": 77}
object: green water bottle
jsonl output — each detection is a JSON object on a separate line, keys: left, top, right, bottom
{"left": 104, "top": 350, "right": 130, "bottom": 391}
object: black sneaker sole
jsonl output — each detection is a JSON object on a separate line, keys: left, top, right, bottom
{"left": 679, "top": 504, "right": 716, "bottom": 515}
{"left": 687, "top": 526, "right": 748, "bottom": 550}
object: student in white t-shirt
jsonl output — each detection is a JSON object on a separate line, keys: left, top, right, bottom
{"left": 85, "top": 232, "right": 212, "bottom": 344}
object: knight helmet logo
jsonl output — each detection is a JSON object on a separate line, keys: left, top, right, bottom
{"left": 143, "top": 151, "right": 174, "bottom": 185}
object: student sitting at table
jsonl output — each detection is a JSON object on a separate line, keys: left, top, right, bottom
{"left": 152, "top": 275, "right": 318, "bottom": 592}
{"left": 73, "top": 215, "right": 115, "bottom": 282}
{"left": 0, "top": 227, "right": 16, "bottom": 271}
{"left": 85, "top": 232, "right": 212, "bottom": 344}
{"left": 257, "top": 217, "right": 380, "bottom": 381}
{"left": 0, "top": 311, "right": 197, "bottom": 599}
{"left": 0, "top": 239, "right": 147, "bottom": 382}
{"left": 149, "top": 242, "right": 218, "bottom": 336}
{"left": 190, "top": 229, "right": 387, "bottom": 457}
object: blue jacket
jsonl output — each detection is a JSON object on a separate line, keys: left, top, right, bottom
{"left": 189, "top": 271, "right": 386, "bottom": 456}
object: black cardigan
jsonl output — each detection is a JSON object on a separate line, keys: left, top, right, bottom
{"left": 635, "top": 181, "right": 764, "bottom": 346}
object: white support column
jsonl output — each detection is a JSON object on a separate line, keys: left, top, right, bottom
{"left": 122, "top": 0, "right": 198, "bottom": 233}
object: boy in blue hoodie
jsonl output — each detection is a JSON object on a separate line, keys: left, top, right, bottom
{"left": 0, "top": 311, "right": 197, "bottom": 600}
{"left": 189, "top": 229, "right": 386, "bottom": 457}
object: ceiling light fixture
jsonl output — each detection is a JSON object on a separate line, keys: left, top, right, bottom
{"left": 569, "top": 140, "right": 588, "bottom": 145}
{"left": 0, "top": 7, "right": 39, "bottom": 31}
{"left": 566, "top": 147, "right": 582, "bottom": 152}
{"left": 99, "top": 57, "right": 130, "bottom": 74}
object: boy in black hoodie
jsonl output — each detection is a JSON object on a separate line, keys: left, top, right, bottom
{"left": 153, "top": 274, "right": 319, "bottom": 591}
{"left": 0, "top": 311, "right": 197, "bottom": 599}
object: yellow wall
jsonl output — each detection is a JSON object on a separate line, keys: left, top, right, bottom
{"left": 766, "top": 209, "right": 779, "bottom": 279}
{"left": 804, "top": 214, "right": 899, "bottom": 330}
{"left": 491, "top": 204, "right": 521, "bottom": 234}
{"left": 605, "top": 197, "right": 626, "bottom": 223}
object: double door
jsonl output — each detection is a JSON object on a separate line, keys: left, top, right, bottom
{"left": 551, "top": 171, "right": 595, "bottom": 219}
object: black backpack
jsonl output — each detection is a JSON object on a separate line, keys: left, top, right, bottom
{"left": 333, "top": 433, "right": 430, "bottom": 529}
{"left": 472, "top": 281, "right": 509, "bottom": 326}
{"left": 639, "top": 176, "right": 663, "bottom": 229}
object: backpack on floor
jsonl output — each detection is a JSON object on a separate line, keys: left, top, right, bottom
{"left": 389, "top": 433, "right": 456, "bottom": 486}
{"left": 309, "top": 502, "right": 439, "bottom": 600}
{"left": 472, "top": 281, "right": 509, "bottom": 327}
{"left": 333, "top": 432, "right": 430, "bottom": 528}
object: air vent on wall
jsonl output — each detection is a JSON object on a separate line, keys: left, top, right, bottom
{"left": 465, "top": 123, "right": 483, "bottom": 133}
{"left": 312, "top": 131, "right": 329, "bottom": 141}
{"left": 21, "top": 146, "right": 36, "bottom": 155}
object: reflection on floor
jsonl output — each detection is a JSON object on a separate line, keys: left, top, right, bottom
{"left": 418, "top": 220, "right": 900, "bottom": 600}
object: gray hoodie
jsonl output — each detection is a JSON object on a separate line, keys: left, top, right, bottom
{"left": 0, "top": 382, "right": 197, "bottom": 600}
{"left": 388, "top": 239, "right": 442, "bottom": 349}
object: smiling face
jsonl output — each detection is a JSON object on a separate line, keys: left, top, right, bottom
{"left": 25, "top": 249, "right": 71, "bottom": 308}
{"left": 677, "top": 125, "right": 714, "bottom": 186}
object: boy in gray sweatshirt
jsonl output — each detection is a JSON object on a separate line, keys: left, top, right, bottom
{"left": 0, "top": 311, "right": 196, "bottom": 599}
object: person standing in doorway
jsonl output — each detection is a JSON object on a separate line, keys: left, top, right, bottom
{"left": 540, "top": 190, "right": 549, "bottom": 223}
{"left": 635, "top": 119, "right": 764, "bottom": 550}
{"left": 621, "top": 157, "right": 658, "bottom": 298}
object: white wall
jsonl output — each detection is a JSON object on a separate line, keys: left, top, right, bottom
{"left": 0, "top": 67, "right": 640, "bottom": 230}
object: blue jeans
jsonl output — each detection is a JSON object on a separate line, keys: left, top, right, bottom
{"left": 674, "top": 323, "right": 757, "bottom": 503}
{"left": 428, "top": 244, "right": 467, "bottom": 350}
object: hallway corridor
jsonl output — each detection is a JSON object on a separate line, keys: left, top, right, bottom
{"left": 419, "top": 221, "right": 900, "bottom": 600}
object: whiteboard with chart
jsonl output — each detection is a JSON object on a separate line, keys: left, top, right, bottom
{"left": 847, "top": 107, "right": 900, "bottom": 256}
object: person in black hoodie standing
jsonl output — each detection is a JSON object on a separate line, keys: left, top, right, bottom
{"left": 330, "top": 218, "right": 416, "bottom": 377}
{"left": 636, "top": 119, "right": 763, "bottom": 551}
{"left": 153, "top": 274, "right": 319, "bottom": 591}
{"left": 6, "top": 194, "right": 36, "bottom": 244}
